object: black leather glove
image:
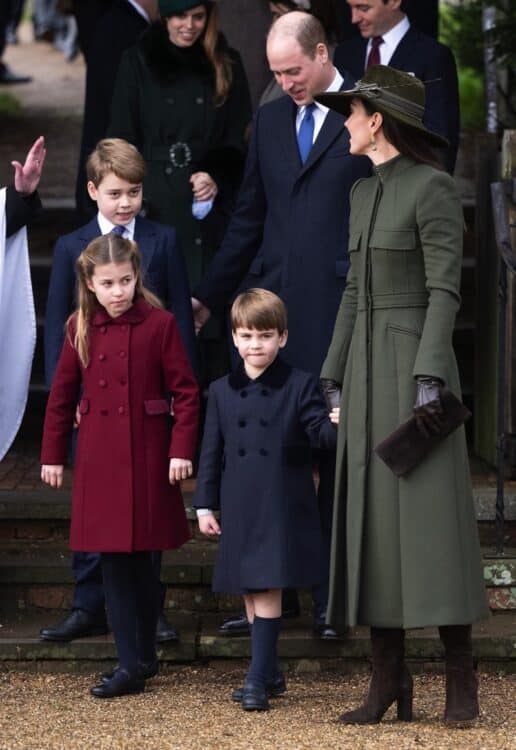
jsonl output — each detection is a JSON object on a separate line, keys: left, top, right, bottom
{"left": 320, "top": 378, "right": 341, "bottom": 411}
{"left": 413, "top": 376, "right": 444, "bottom": 437}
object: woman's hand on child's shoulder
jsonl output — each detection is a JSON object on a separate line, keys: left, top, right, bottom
{"left": 330, "top": 407, "right": 340, "bottom": 425}
{"left": 198, "top": 514, "right": 221, "bottom": 536}
{"left": 169, "top": 458, "right": 193, "bottom": 485}
{"left": 41, "top": 464, "right": 64, "bottom": 489}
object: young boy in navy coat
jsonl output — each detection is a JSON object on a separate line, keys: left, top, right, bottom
{"left": 41, "top": 138, "right": 198, "bottom": 646}
{"left": 193, "top": 289, "right": 338, "bottom": 711}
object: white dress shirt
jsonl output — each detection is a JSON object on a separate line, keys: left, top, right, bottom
{"left": 365, "top": 15, "right": 411, "bottom": 69}
{"left": 295, "top": 68, "right": 344, "bottom": 144}
{"left": 97, "top": 212, "right": 136, "bottom": 240}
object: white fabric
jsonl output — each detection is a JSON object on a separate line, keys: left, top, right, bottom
{"left": 97, "top": 212, "right": 135, "bottom": 240}
{"left": 365, "top": 16, "right": 410, "bottom": 68}
{"left": 125, "top": 0, "right": 151, "bottom": 23}
{"left": 296, "top": 68, "right": 344, "bottom": 143}
{"left": 0, "top": 188, "right": 36, "bottom": 461}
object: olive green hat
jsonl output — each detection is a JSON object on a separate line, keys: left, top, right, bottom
{"left": 159, "top": 0, "right": 212, "bottom": 16}
{"left": 315, "top": 64, "right": 449, "bottom": 148}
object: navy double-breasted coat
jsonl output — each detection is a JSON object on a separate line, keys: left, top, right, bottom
{"left": 193, "top": 358, "right": 336, "bottom": 594}
{"left": 41, "top": 298, "right": 199, "bottom": 553}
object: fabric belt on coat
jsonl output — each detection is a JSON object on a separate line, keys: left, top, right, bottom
{"left": 143, "top": 144, "right": 194, "bottom": 167}
{"left": 357, "top": 292, "right": 428, "bottom": 311}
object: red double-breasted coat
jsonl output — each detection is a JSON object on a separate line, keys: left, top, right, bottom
{"left": 41, "top": 297, "right": 199, "bottom": 553}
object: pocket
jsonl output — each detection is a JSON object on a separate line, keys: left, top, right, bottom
{"left": 78, "top": 398, "right": 89, "bottom": 415}
{"left": 348, "top": 232, "right": 361, "bottom": 253}
{"left": 248, "top": 258, "right": 263, "bottom": 276}
{"left": 370, "top": 228, "right": 417, "bottom": 251}
{"left": 144, "top": 399, "right": 170, "bottom": 415}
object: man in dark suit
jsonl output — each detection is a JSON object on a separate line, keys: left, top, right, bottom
{"left": 41, "top": 138, "right": 197, "bottom": 644}
{"left": 192, "top": 11, "right": 370, "bottom": 638}
{"left": 334, "top": 0, "right": 459, "bottom": 173}
{"left": 75, "top": 0, "right": 157, "bottom": 220}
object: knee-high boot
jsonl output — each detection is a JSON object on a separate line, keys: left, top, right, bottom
{"left": 339, "top": 627, "right": 413, "bottom": 724}
{"left": 439, "top": 624, "right": 479, "bottom": 725}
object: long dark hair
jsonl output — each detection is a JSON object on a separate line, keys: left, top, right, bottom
{"left": 362, "top": 100, "right": 443, "bottom": 170}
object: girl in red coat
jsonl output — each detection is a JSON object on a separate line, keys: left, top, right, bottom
{"left": 41, "top": 233, "right": 199, "bottom": 698}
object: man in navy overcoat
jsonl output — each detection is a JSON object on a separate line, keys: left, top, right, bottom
{"left": 334, "top": 0, "right": 460, "bottom": 173}
{"left": 192, "top": 11, "right": 370, "bottom": 637}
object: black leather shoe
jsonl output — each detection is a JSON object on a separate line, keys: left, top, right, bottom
{"left": 218, "top": 612, "right": 251, "bottom": 636}
{"left": 91, "top": 669, "right": 145, "bottom": 699}
{"left": 101, "top": 661, "right": 158, "bottom": 684}
{"left": 0, "top": 64, "right": 32, "bottom": 84}
{"left": 241, "top": 679, "right": 269, "bottom": 711}
{"left": 156, "top": 614, "right": 179, "bottom": 643}
{"left": 232, "top": 672, "right": 286, "bottom": 702}
{"left": 39, "top": 609, "right": 109, "bottom": 642}
{"left": 313, "top": 617, "right": 345, "bottom": 640}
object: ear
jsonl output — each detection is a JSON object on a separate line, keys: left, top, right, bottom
{"left": 279, "top": 330, "right": 288, "bottom": 348}
{"left": 370, "top": 111, "right": 383, "bottom": 134}
{"left": 231, "top": 330, "right": 239, "bottom": 348}
{"left": 87, "top": 181, "right": 98, "bottom": 201}
{"left": 315, "top": 42, "right": 328, "bottom": 64}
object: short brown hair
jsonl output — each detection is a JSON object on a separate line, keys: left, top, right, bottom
{"left": 86, "top": 138, "right": 146, "bottom": 187}
{"left": 268, "top": 11, "right": 327, "bottom": 59}
{"left": 231, "top": 288, "right": 287, "bottom": 334}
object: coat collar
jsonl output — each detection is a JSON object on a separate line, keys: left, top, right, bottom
{"left": 91, "top": 296, "right": 153, "bottom": 326}
{"left": 372, "top": 154, "right": 415, "bottom": 182}
{"left": 228, "top": 356, "right": 292, "bottom": 390}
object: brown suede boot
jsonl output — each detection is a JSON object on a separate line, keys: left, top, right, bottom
{"left": 439, "top": 625, "right": 479, "bottom": 725}
{"left": 338, "top": 627, "right": 413, "bottom": 724}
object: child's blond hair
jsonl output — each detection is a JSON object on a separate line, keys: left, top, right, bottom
{"left": 86, "top": 138, "right": 145, "bottom": 187}
{"left": 231, "top": 288, "right": 287, "bottom": 334}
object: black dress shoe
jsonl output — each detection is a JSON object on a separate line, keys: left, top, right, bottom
{"left": 218, "top": 612, "right": 251, "bottom": 636}
{"left": 39, "top": 609, "right": 109, "bottom": 642}
{"left": 91, "top": 669, "right": 145, "bottom": 699}
{"left": 232, "top": 672, "right": 286, "bottom": 702}
{"left": 0, "top": 64, "right": 32, "bottom": 84}
{"left": 101, "top": 661, "right": 158, "bottom": 684}
{"left": 156, "top": 614, "right": 179, "bottom": 643}
{"left": 313, "top": 617, "right": 344, "bottom": 640}
{"left": 241, "top": 679, "right": 269, "bottom": 711}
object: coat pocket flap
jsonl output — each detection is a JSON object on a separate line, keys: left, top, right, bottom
{"left": 370, "top": 229, "right": 417, "bottom": 250}
{"left": 144, "top": 399, "right": 170, "bottom": 415}
{"left": 348, "top": 233, "right": 361, "bottom": 252}
{"left": 335, "top": 259, "right": 350, "bottom": 278}
{"left": 248, "top": 258, "right": 263, "bottom": 275}
{"left": 78, "top": 398, "right": 89, "bottom": 415}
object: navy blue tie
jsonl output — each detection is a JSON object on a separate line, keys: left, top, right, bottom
{"left": 111, "top": 225, "right": 126, "bottom": 237}
{"left": 297, "top": 102, "right": 316, "bottom": 164}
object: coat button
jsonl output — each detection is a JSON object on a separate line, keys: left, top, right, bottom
{"left": 121, "top": 325, "right": 128, "bottom": 332}
{"left": 100, "top": 326, "right": 107, "bottom": 334}
{"left": 238, "top": 448, "right": 246, "bottom": 457}
{"left": 165, "top": 166, "right": 172, "bottom": 175}
{"left": 118, "top": 406, "right": 125, "bottom": 415}
{"left": 98, "top": 353, "right": 106, "bottom": 361}
{"left": 240, "top": 390, "right": 247, "bottom": 398}
{"left": 99, "top": 379, "right": 107, "bottom": 387}
{"left": 196, "top": 97, "right": 204, "bottom": 104}
{"left": 260, "top": 418, "right": 268, "bottom": 427}
{"left": 261, "top": 388, "right": 269, "bottom": 396}
{"left": 119, "top": 351, "right": 126, "bottom": 358}
{"left": 100, "top": 409, "right": 108, "bottom": 416}
{"left": 259, "top": 448, "right": 268, "bottom": 456}
{"left": 120, "top": 377, "right": 127, "bottom": 386}
{"left": 238, "top": 419, "right": 246, "bottom": 427}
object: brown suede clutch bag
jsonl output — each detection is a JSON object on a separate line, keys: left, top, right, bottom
{"left": 374, "top": 388, "right": 471, "bottom": 477}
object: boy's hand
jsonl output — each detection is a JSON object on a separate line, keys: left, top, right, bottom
{"left": 41, "top": 464, "right": 64, "bottom": 488}
{"left": 12, "top": 136, "right": 46, "bottom": 196}
{"left": 329, "top": 407, "right": 340, "bottom": 425}
{"left": 198, "top": 514, "right": 221, "bottom": 536}
{"left": 190, "top": 171, "right": 217, "bottom": 201}
{"left": 169, "top": 458, "right": 193, "bottom": 484}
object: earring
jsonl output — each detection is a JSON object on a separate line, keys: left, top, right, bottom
{"left": 370, "top": 134, "right": 378, "bottom": 151}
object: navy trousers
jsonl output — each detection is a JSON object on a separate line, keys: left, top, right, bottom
{"left": 72, "top": 551, "right": 165, "bottom": 615}
{"left": 100, "top": 552, "right": 160, "bottom": 675}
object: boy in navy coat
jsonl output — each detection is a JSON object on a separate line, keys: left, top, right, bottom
{"left": 41, "top": 138, "right": 198, "bottom": 645}
{"left": 193, "top": 289, "right": 338, "bottom": 711}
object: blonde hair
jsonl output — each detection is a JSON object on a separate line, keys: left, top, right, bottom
{"left": 231, "top": 289, "right": 287, "bottom": 334}
{"left": 69, "top": 235, "right": 162, "bottom": 368}
{"left": 86, "top": 138, "right": 146, "bottom": 187}
{"left": 202, "top": 3, "right": 233, "bottom": 105}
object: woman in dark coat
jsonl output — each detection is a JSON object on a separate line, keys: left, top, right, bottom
{"left": 316, "top": 66, "right": 488, "bottom": 726}
{"left": 108, "top": 0, "right": 252, "bottom": 290}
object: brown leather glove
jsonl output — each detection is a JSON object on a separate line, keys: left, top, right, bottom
{"left": 413, "top": 376, "right": 444, "bottom": 437}
{"left": 320, "top": 378, "right": 341, "bottom": 411}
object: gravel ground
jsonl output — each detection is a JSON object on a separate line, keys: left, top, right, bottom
{"left": 0, "top": 669, "right": 514, "bottom": 750}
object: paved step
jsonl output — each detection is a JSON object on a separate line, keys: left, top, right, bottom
{"left": 0, "top": 611, "right": 513, "bottom": 674}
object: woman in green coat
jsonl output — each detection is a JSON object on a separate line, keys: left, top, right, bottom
{"left": 109, "top": 0, "right": 251, "bottom": 287}
{"left": 316, "top": 66, "right": 488, "bottom": 726}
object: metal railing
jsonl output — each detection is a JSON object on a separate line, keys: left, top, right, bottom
{"left": 490, "top": 178, "right": 516, "bottom": 555}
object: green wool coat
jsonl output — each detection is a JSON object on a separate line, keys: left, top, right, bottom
{"left": 108, "top": 23, "right": 252, "bottom": 289}
{"left": 321, "top": 155, "right": 488, "bottom": 630}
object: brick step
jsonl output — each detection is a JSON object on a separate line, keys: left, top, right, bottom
{"left": 0, "top": 611, "right": 514, "bottom": 674}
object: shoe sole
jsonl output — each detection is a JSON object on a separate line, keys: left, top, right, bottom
{"left": 90, "top": 687, "right": 145, "bottom": 699}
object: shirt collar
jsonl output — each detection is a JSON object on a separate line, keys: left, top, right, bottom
{"left": 97, "top": 212, "right": 136, "bottom": 240}
{"left": 377, "top": 15, "right": 410, "bottom": 52}
{"left": 228, "top": 356, "right": 292, "bottom": 390}
{"left": 299, "top": 67, "right": 343, "bottom": 117}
